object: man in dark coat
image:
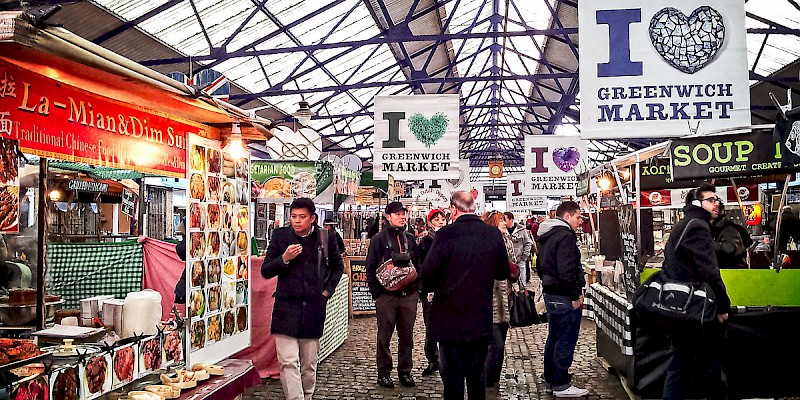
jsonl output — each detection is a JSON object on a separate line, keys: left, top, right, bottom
{"left": 711, "top": 203, "right": 753, "bottom": 269}
{"left": 777, "top": 206, "right": 800, "bottom": 251}
{"left": 536, "top": 201, "right": 587, "bottom": 397}
{"left": 261, "top": 198, "right": 344, "bottom": 400}
{"left": 366, "top": 201, "right": 421, "bottom": 389}
{"left": 661, "top": 184, "right": 731, "bottom": 400}
{"left": 421, "top": 191, "right": 509, "bottom": 400}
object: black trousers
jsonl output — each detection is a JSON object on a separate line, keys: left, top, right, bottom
{"left": 420, "top": 294, "right": 439, "bottom": 366}
{"left": 376, "top": 292, "right": 419, "bottom": 377}
{"left": 439, "top": 337, "right": 491, "bottom": 400}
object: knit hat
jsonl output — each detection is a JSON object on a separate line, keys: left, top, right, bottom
{"left": 427, "top": 208, "right": 444, "bottom": 222}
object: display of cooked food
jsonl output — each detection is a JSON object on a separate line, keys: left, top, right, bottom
{"left": 220, "top": 230, "right": 234, "bottom": 257}
{"left": 262, "top": 177, "right": 290, "bottom": 198}
{"left": 237, "top": 306, "right": 248, "bottom": 331}
{"left": 127, "top": 391, "right": 164, "bottom": 400}
{"left": 0, "top": 338, "right": 41, "bottom": 365}
{"left": 163, "top": 331, "right": 181, "bottom": 363}
{"left": 189, "top": 290, "right": 204, "bottom": 318}
{"left": 207, "top": 314, "right": 221, "bottom": 343}
{"left": 190, "top": 145, "right": 205, "bottom": 172}
{"left": 207, "top": 286, "right": 221, "bottom": 313}
{"left": 12, "top": 376, "right": 47, "bottom": 400}
{"left": 236, "top": 231, "right": 248, "bottom": 255}
{"left": 291, "top": 171, "right": 317, "bottom": 198}
{"left": 206, "top": 148, "right": 221, "bottom": 174}
{"left": 191, "top": 320, "right": 206, "bottom": 350}
{"left": 236, "top": 280, "right": 248, "bottom": 305}
{"left": 223, "top": 258, "right": 236, "bottom": 277}
{"left": 221, "top": 180, "right": 236, "bottom": 203}
{"left": 145, "top": 385, "right": 180, "bottom": 399}
{"left": 223, "top": 310, "right": 236, "bottom": 336}
{"left": 222, "top": 152, "right": 235, "bottom": 179}
{"left": 190, "top": 261, "right": 205, "bottom": 287}
{"left": 236, "top": 181, "right": 248, "bottom": 205}
{"left": 207, "top": 204, "right": 220, "bottom": 229}
{"left": 52, "top": 367, "right": 78, "bottom": 400}
{"left": 141, "top": 337, "right": 161, "bottom": 371}
{"left": 237, "top": 207, "right": 249, "bottom": 230}
{"left": 250, "top": 179, "right": 262, "bottom": 199}
{"left": 207, "top": 176, "right": 220, "bottom": 202}
{"left": 0, "top": 138, "right": 19, "bottom": 185}
{"left": 206, "top": 231, "right": 220, "bottom": 257}
{"left": 85, "top": 354, "right": 108, "bottom": 394}
{"left": 221, "top": 205, "right": 232, "bottom": 230}
{"left": 207, "top": 259, "right": 221, "bottom": 284}
{"left": 113, "top": 346, "right": 135, "bottom": 383}
{"left": 190, "top": 232, "right": 205, "bottom": 259}
{"left": 189, "top": 202, "right": 205, "bottom": 230}
{"left": 192, "top": 363, "right": 225, "bottom": 376}
{"left": 235, "top": 158, "right": 248, "bottom": 179}
{"left": 0, "top": 185, "right": 19, "bottom": 232}
{"left": 189, "top": 174, "right": 205, "bottom": 201}
{"left": 237, "top": 257, "right": 248, "bottom": 280}
{"left": 222, "top": 281, "right": 236, "bottom": 310}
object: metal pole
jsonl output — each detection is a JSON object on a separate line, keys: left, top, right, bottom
{"left": 774, "top": 174, "right": 793, "bottom": 271}
{"left": 635, "top": 154, "right": 642, "bottom": 276}
{"left": 137, "top": 178, "right": 146, "bottom": 236}
{"left": 35, "top": 158, "right": 48, "bottom": 330}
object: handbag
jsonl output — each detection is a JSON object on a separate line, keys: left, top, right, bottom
{"left": 633, "top": 219, "right": 717, "bottom": 328}
{"left": 509, "top": 283, "right": 547, "bottom": 328}
{"left": 376, "top": 233, "right": 418, "bottom": 292}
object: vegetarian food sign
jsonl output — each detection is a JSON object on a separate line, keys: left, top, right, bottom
{"left": 669, "top": 131, "right": 786, "bottom": 180}
{"left": 524, "top": 135, "right": 588, "bottom": 196}
{"left": 373, "top": 95, "right": 460, "bottom": 180}
{"left": 251, "top": 160, "right": 336, "bottom": 200}
{"left": 186, "top": 134, "right": 251, "bottom": 366}
{"left": 0, "top": 136, "right": 19, "bottom": 233}
{"left": 0, "top": 59, "right": 210, "bottom": 178}
{"left": 578, "top": 0, "right": 750, "bottom": 138}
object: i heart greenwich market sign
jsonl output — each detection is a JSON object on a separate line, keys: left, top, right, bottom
{"left": 524, "top": 135, "right": 588, "bottom": 196}
{"left": 373, "top": 95, "right": 460, "bottom": 180}
{"left": 578, "top": 0, "right": 750, "bottom": 139}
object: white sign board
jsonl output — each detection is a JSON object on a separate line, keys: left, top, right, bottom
{"left": 411, "top": 160, "right": 471, "bottom": 209}
{"left": 373, "top": 95, "right": 460, "bottom": 180}
{"left": 578, "top": 0, "right": 750, "bottom": 138}
{"left": 507, "top": 174, "right": 548, "bottom": 216}
{"left": 524, "top": 136, "right": 588, "bottom": 196}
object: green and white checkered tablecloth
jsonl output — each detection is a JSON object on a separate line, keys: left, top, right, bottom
{"left": 47, "top": 241, "right": 144, "bottom": 309}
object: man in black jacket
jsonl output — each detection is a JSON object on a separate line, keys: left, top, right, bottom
{"left": 261, "top": 198, "right": 344, "bottom": 400}
{"left": 711, "top": 203, "right": 753, "bottom": 268}
{"left": 662, "top": 184, "right": 730, "bottom": 400}
{"left": 366, "top": 201, "right": 421, "bottom": 389}
{"left": 421, "top": 191, "right": 510, "bottom": 400}
{"left": 536, "top": 200, "right": 587, "bottom": 397}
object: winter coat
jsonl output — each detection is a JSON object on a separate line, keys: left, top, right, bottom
{"left": 420, "top": 214, "right": 510, "bottom": 342}
{"left": 663, "top": 205, "right": 731, "bottom": 314}
{"left": 778, "top": 210, "right": 800, "bottom": 251}
{"left": 508, "top": 223, "right": 534, "bottom": 261}
{"left": 711, "top": 216, "right": 753, "bottom": 269}
{"left": 491, "top": 233, "right": 513, "bottom": 325}
{"left": 418, "top": 229, "right": 437, "bottom": 266}
{"left": 261, "top": 226, "right": 345, "bottom": 339}
{"left": 365, "top": 226, "right": 421, "bottom": 299}
{"left": 536, "top": 218, "right": 584, "bottom": 301}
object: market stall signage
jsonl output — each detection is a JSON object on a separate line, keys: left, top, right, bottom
{"left": 373, "top": 95, "right": 460, "bottom": 180}
{"left": 578, "top": 0, "right": 750, "bottom": 138}
{"left": 250, "top": 161, "right": 325, "bottom": 199}
{"left": 411, "top": 160, "right": 471, "bottom": 208}
{"left": 639, "top": 190, "right": 671, "bottom": 208}
{"left": 576, "top": 171, "right": 590, "bottom": 197}
{"left": 524, "top": 135, "right": 588, "bottom": 196}
{"left": 334, "top": 164, "right": 360, "bottom": 196}
{"left": 347, "top": 257, "right": 375, "bottom": 315}
{"left": 0, "top": 60, "right": 208, "bottom": 178}
{"left": 488, "top": 160, "right": 503, "bottom": 178}
{"left": 618, "top": 204, "right": 639, "bottom": 301}
{"left": 670, "top": 131, "right": 785, "bottom": 180}
{"left": 0, "top": 136, "right": 19, "bottom": 233}
{"left": 507, "top": 174, "right": 548, "bottom": 215}
{"left": 121, "top": 188, "right": 137, "bottom": 218}
{"left": 68, "top": 179, "right": 108, "bottom": 193}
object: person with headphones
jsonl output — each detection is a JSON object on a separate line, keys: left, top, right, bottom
{"left": 661, "top": 183, "right": 731, "bottom": 400}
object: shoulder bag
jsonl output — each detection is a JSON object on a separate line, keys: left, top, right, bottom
{"left": 509, "top": 280, "right": 547, "bottom": 328}
{"left": 376, "top": 232, "right": 418, "bottom": 292}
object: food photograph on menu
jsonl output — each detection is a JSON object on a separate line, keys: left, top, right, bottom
{"left": 0, "top": 137, "right": 20, "bottom": 234}
{"left": 223, "top": 310, "right": 236, "bottom": 337}
{"left": 191, "top": 261, "right": 205, "bottom": 288}
{"left": 12, "top": 375, "right": 48, "bottom": 400}
{"left": 51, "top": 366, "right": 79, "bottom": 400}
{"left": 84, "top": 353, "right": 111, "bottom": 397}
{"left": 112, "top": 344, "right": 136, "bottom": 387}
{"left": 191, "top": 320, "right": 206, "bottom": 350}
{"left": 139, "top": 336, "right": 162, "bottom": 373}
{"left": 207, "top": 259, "right": 221, "bottom": 284}
{"left": 189, "top": 202, "right": 206, "bottom": 230}
{"left": 163, "top": 330, "right": 182, "bottom": 365}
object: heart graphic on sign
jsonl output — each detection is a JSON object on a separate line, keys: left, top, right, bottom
{"left": 408, "top": 112, "right": 448, "bottom": 148}
{"left": 552, "top": 147, "right": 580, "bottom": 173}
{"left": 649, "top": 6, "right": 725, "bottom": 74}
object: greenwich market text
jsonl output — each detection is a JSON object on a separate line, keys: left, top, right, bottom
{"left": 381, "top": 152, "right": 451, "bottom": 172}
{"left": 596, "top": 83, "right": 734, "bottom": 122}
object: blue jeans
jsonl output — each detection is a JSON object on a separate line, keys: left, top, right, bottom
{"left": 543, "top": 294, "right": 582, "bottom": 391}
{"left": 483, "top": 322, "right": 509, "bottom": 386}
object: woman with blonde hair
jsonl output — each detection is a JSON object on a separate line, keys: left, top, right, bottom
{"left": 480, "top": 210, "right": 517, "bottom": 390}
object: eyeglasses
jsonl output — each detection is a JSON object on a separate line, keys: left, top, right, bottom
{"left": 702, "top": 196, "right": 721, "bottom": 204}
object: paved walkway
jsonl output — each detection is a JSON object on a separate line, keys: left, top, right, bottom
{"left": 243, "top": 307, "right": 631, "bottom": 399}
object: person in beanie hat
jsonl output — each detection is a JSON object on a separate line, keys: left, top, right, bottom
{"left": 366, "top": 201, "right": 421, "bottom": 388}
{"left": 418, "top": 208, "right": 447, "bottom": 376}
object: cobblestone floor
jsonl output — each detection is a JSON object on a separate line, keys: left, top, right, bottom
{"left": 243, "top": 307, "right": 630, "bottom": 399}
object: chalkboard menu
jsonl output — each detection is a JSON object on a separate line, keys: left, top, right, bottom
{"left": 122, "top": 188, "right": 137, "bottom": 217}
{"left": 618, "top": 204, "right": 639, "bottom": 302}
{"left": 347, "top": 257, "right": 375, "bottom": 315}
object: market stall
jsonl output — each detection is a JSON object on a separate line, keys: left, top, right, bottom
{"left": 583, "top": 129, "right": 800, "bottom": 398}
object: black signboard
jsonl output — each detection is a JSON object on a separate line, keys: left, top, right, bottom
{"left": 639, "top": 157, "right": 703, "bottom": 190}
{"left": 576, "top": 171, "right": 590, "bottom": 196}
{"left": 618, "top": 204, "right": 639, "bottom": 302}
{"left": 670, "top": 131, "right": 787, "bottom": 181}
{"left": 347, "top": 257, "right": 375, "bottom": 315}
{"left": 121, "top": 188, "right": 137, "bottom": 218}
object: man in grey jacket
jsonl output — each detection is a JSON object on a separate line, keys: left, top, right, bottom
{"left": 504, "top": 212, "right": 534, "bottom": 285}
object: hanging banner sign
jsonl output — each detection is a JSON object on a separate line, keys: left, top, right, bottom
{"left": 121, "top": 188, "right": 137, "bottom": 218}
{"left": 576, "top": 171, "right": 590, "bottom": 197}
{"left": 411, "top": 160, "right": 469, "bottom": 208}
{"left": 0, "top": 60, "right": 207, "bottom": 178}
{"left": 250, "top": 161, "right": 334, "bottom": 200}
{"left": 0, "top": 136, "right": 19, "bottom": 233}
{"left": 578, "top": 0, "right": 750, "bottom": 138}
{"left": 507, "top": 174, "right": 548, "bottom": 215}
{"left": 373, "top": 95, "right": 460, "bottom": 180}
{"left": 334, "top": 164, "right": 360, "bottom": 196}
{"left": 68, "top": 179, "right": 108, "bottom": 193}
{"left": 727, "top": 184, "right": 759, "bottom": 203}
{"left": 669, "top": 131, "right": 785, "bottom": 181}
{"left": 524, "top": 135, "right": 588, "bottom": 196}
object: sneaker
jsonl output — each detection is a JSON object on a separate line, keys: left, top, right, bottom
{"left": 398, "top": 373, "right": 416, "bottom": 387}
{"left": 377, "top": 375, "right": 394, "bottom": 388}
{"left": 552, "top": 385, "right": 588, "bottom": 397}
{"left": 421, "top": 364, "right": 438, "bottom": 376}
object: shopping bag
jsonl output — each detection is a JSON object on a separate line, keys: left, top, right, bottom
{"left": 509, "top": 289, "right": 546, "bottom": 327}
{"left": 633, "top": 270, "right": 717, "bottom": 328}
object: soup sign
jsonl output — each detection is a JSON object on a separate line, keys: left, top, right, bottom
{"left": 670, "top": 131, "right": 787, "bottom": 180}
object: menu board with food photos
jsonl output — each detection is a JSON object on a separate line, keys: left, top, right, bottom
{"left": 186, "top": 134, "right": 252, "bottom": 366}
{"left": 0, "top": 136, "right": 19, "bottom": 234}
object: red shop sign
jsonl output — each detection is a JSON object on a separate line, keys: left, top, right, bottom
{"left": 0, "top": 59, "right": 211, "bottom": 178}
{"left": 639, "top": 190, "right": 672, "bottom": 207}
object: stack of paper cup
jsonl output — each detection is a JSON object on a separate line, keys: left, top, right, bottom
{"left": 102, "top": 299, "right": 125, "bottom": 333}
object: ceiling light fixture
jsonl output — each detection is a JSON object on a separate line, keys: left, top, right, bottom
{"left": 228, "top": 121, "right": 244, "bottom": 159}
{"left": 293, "top": 101, "right": 314, "bottom": 125}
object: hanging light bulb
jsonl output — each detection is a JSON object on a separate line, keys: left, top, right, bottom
{"left": 598, "top": 176, "right": 612, "bottom": 191}
{"left": 293, "top": 101, "right": 314, "bottom": 125}
{"left": 49, "top": 189, "right": 61, "bottom": 201}
{"left": 228, "top": 121, "right": 244, "bottom": 159}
